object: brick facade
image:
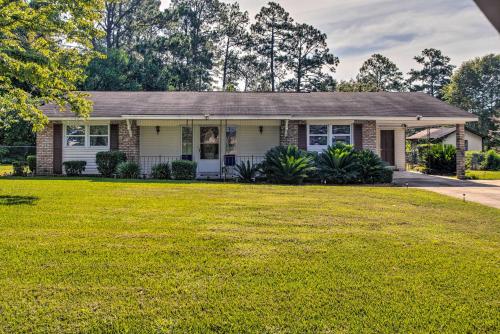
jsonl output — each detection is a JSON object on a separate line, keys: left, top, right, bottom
{"left": 456, "top": 124, "right": 466, "bottom": 179}
{"left": 36, "top": 122, "right": 54, "bottom": 175}
{"left": 358, "top": 120, "right": 377, "bottom": 152}
{"left": 279, "top": 120, "right": 305, "bottom": 146}
{"left": 118, "top": 120, "right": 140, "bottom": 162}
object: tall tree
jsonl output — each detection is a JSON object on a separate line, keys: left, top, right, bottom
{"left": 217, "top": 2, "right": 249, "bottom": 91}
{"left": 357, "top": 54, "right": 403, "bottom": 92}
{"left": 407, "top": 48, "right": 455, "bottom": 99}
{"left": 0, "top": 0, "right": 103, "bottom": 131}
{"left": 237, "top": 53, "right": 269, "bottom": 92}
{"left": 284, "top": 23, "right": 338, "bottom": 92}
{"left": 251, "top": 2, "right": 293, "bottom": 92}
{"left": 444, "top": 54, "right": 500, "bottom": 148}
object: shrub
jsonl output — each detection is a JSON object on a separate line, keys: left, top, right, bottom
{"left": 26, "top": 155, "right": 36, "bottom": 174}
{"left": 151, "top": 163, "right": 171, "bottom": 179}
{"left": 260, "top": 146, "right": 315, "bottom": 184}
{"left": 481, "top": 150, "right": 500, "bottom": 171}
{"left": 379, "top": 167, "right": 394, "bottom": 184}
{"left": 116, "top": 161, "right": 141, "bottom": 179}
{"left": 422, "top": 144, "right": 456, "bottom": 175}
{"left": 96, "top": 151, "right": 127, "bottom": 177}
{"left": 356, "top": 149, "right": 390, "bottom": 183}
{"left": 12, "top": 161, "right": 27, "bottom": 176}
{"left": 171, "top": 160, "right": 197, "bottom": 180}
{"left": 0, "top": 147, "right": 8, "bottom": 160}
{"left": 63, "top": 160, "right": 87, "bottom": 176}
{"left": 465, "top": 151, "right": 484, "bottom": 170}
{"left": 317, "top": 144, "right": 359, "bottom": 184}
{"left": 235, "top": 160, "right": 256, "bottom": 183}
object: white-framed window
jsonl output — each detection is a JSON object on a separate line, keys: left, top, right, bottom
{"left": 307, "top": 123, "right": 352, "bottom": 151}
{"left": 64, "top": 124, "right": 109, "bottom": 148}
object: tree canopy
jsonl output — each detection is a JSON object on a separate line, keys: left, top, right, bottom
{"left": 357, "top": 54, "right": 403, "bottom": 92}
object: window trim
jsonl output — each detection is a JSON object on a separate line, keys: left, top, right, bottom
{"left": 63, "top": 124, "right": 110, "bottom": 148}
{"left": 307, "top": 122, "right": 353, "bottom": 152}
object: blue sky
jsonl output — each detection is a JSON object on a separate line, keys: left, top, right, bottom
{"left": 161, "top": 0, "right": 500, "bottom": 80}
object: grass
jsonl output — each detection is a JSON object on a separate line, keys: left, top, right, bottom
{"left": 466, "top": 170, "right": 500, "bottom": 180}
{"left": 0, "top": 164, "right": 12, "bottom": 176}
{"left": 0, "top": 178, "right": 498, "bottom": 333}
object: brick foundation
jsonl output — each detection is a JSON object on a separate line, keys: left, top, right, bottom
{"left": 36, "top": 122, "right": 54, "bottom": 175}
{"left": 118, "top": 120, "right": 140, "bottom": 162}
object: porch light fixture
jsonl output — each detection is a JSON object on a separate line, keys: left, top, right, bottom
{"left": 259, "top": 126, "right": 263, "bottom": 134}
{"left": 416, "top": 115, "right": 423, "bottom": 121}
{"left": 155, "top": 126, "right": 160, "bottom": 135}
{"left": 204, "top": 113, "right": 210, "bottom": 119}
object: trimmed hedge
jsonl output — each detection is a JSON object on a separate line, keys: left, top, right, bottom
{"left": 63, "top": 160, "right": 87, "bottom": 176}
{"left": 172, "top": 160, "right": 197, "bottom": 180}
{"left": 151, "top": 163, "right": 171, "bottom": 179}
{"left": 96, "top": 151, "right": 127, "bottom": 177}
{"left": 27, "top": 155, "right": 36, "bottom": 174}
{"left": 117, "top": 161, "right": 141, "bottom": 179}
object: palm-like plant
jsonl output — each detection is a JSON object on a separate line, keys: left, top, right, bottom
{"left": 357, "top": 149, "right": 388, "bottom": 183}
{"left": 261, "top": 145, "right": 315, "bottom": 184}
{"left": 318, "top": 144, "right": 359, "bottom": 184}
{"left": 235, "top": 160, "right": 257, "bottom": 183}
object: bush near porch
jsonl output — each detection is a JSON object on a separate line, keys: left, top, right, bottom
{"left": 0, "top": 179, "right": 498, "bottom": 332}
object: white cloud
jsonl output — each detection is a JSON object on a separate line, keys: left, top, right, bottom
{"left": 161, "top": 0, "right": 500, "bottom": 80}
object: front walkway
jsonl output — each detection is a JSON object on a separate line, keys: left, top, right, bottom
{"left": 393, "top": 171, "right": 500, "bottom": 209}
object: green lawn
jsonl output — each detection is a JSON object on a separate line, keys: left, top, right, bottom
{"left": 0, "top": 164, "right": 12, "bottom": 176}
{"left": 0, "top": 178, "right": 498, "bottom": 333}
{"left": 466, "top": 170, "right": 500, "bottom": 180}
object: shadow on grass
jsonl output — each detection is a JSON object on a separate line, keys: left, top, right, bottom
{"left": 0, "top": 195, "right": 38, "bottom": 206}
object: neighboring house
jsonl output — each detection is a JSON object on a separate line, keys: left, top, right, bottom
{"left": 37, "top": 91, "right": 477, "bottom": 178}
{"left": 407, "top": 127, "right": 484, "bottom": 151}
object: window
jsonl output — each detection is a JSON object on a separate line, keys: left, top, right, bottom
{"left": 309, "top": 125, "right": 328, "bottom": 146}
{"left": 65, "top": 124, "right": 109, "bottom": 147}
{"left": 66, "top": 125, "right": 86, "bottom": 147}
{"left": 89, "top": 125, "right": 108, "bottom": 147}
{"left": 225, "top": 126, "right": 237, "bottom": 154}
{"left": 200, "top": 127, "right": 219, "bottom": 160}
{"left": 331, "top": 125, "right": 351, "bottom": 145}
{"left": 181, "top": 126, "right": 193, "bottom": 157}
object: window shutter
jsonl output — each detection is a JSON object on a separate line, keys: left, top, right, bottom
{"left": 354, "top": 123, "right": 363, "bottom": 150}
{"left": 53, "top": 123, "right": 63, "bottom": 174}
{"left": 110, "top": 124, "right": 119, "bottom": 150}
{"left": 298, "top": 124, "right": 307, "bottom": 150}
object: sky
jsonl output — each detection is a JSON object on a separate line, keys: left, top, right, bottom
{"left": 160, "top": 0, "right": 500, "bottom": 81}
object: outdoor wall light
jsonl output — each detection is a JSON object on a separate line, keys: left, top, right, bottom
{"left": 156, "top": 126, "right": 160, "bottom": 135}
{"left": 259, "top": 126, "right": 263, "bottom": 134}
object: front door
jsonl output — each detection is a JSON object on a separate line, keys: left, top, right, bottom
{"left": 198, "top": 126, "right": 220, "bottom": 175}
{"left": 380, "top": 130, "right": 395, "bottom": 166}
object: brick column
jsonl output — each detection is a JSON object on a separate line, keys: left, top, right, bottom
{"left": 456, "top": 124, "right": 466, "bottom": 179}
{"left": 279, "top": 120, "right": 305, "bottom": 146}
{"left": 360, "top": 120, "right": 377, "bottom": 152}
{"left": 36, "top": 122, "right": 54, "bottom": 175}
{"left": 118, "top": 120, "right": 140, "bottom": 162}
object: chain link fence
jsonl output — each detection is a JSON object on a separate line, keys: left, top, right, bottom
{"left": 0, "top": 145, "right": 36, "bottom": 164}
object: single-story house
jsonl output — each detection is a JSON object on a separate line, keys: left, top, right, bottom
{"left": 407, "top": 127, "right": 484, "bottom": 151}
{"left": 37, "top": 91, "right": 477, "bottom": 179}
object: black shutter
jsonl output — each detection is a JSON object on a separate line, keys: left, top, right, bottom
{"left": 110, "top": 124, "right": 119, "bottom": 150}
{"left": 353, "top": 123, "right": 363, "bottom": 150}
{"left": 298, "top": 124, "right": 307, "bottom": 150}
{"left": 53, "top": 123, "right": 63, "bottom": 174}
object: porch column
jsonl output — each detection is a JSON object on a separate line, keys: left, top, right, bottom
{"left": 35, "top": 122, "right": 54, "bottom": 175}
{"left": 361, "top": 120, "right": 377, "bottom": 152}
{"left": 456, "top": 124, "right": 466, "bottom": 179}
{"left": 279, "top": 120, "right": 305, "bottom": 147}
{"left": 118, "top": 120, "right": 140, "bottom": 162}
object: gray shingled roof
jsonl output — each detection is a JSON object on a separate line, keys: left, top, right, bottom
{"left": 41, "top": 91, "right": 475, "bottom": 119}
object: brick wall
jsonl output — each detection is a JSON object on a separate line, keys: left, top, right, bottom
{"left": 118, "top": 120, "right": 140, "bottom": 162}
{"left": 279, "top": 120, "right": 305, "bottom": 146}
{"left": 456, "top": 124, "right": 466, "bottom": 179}
{"left": 359, "top": 120, "right": 377, "bottom": 152}
{"left": 36, "top": 122, "right": 54, "bottom": 175}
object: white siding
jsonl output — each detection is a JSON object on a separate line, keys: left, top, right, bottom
{"left": 237, "top": 125, "right": 279, "bottom": 156}
{"left": 443, "top": 131, "right": 483, "bottom": 151}
{"left": 62, "top": 122, "right": 110, "bottom": 175}
{"left": 140, "top": 126, "right": 181, "bottom": 156}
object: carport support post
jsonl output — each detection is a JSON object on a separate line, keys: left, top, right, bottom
{"left": 456, "top": 124, "right": 466, "bottom": 180}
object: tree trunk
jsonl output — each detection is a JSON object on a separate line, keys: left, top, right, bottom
{"left": 222, "top": 37, "right": 230, "bottom": 91}
{"left": 271, "top": 23, "right": 275, "bottom": 92}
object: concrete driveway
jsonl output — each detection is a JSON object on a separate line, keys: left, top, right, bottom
{"left": 393, "top": 171, "right": 500, "bottom": 209}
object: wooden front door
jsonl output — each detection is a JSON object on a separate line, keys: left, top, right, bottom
{"left": 380, "top": 130, "right": 395, "bottom": 166}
